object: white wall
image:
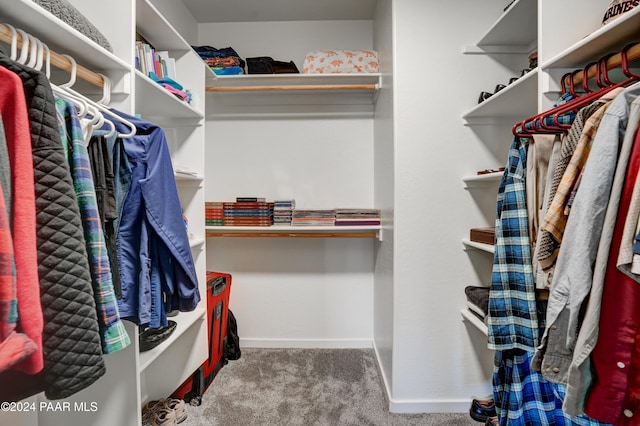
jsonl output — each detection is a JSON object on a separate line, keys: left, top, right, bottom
{"left": 372, "top": 0, "right": 395, "bottom": 404}
{"left": 201, "top": 20, "right": 376, "bottom": 348}
{"left": 388, "top": 0, "right": 512, "bottom": 412}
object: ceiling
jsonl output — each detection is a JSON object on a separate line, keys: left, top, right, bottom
{"left": 180, "top": 0, "right": 377, "bottom": 23}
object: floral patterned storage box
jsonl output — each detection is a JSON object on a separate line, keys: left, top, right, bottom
{"left": 302, "top": 50, "right": 379, "bottom": 74}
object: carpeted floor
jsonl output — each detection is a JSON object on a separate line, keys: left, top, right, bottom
{"left": 180, "top": 348, "right": 481, "bottom": 426}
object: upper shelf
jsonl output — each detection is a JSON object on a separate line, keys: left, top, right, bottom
{"left": 463, "top": 68, "right": 537, "bottom": 121}
{"left": 0, "top": 0, "right": 129, "bottom": 73}
{"left": 136, "top": 0, "right": 191, "bottom": 53}
{"left": 464, "top": 0, "right": 537, "bottom": 54}
{"left": 543, "top": 7, "right": 640, "bottom": 69}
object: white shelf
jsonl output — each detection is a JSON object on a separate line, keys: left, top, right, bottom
{"left": 189, "top": 235, "right": 205, "bottom": 249}
{"left": 206, "top": 72, "right": 381, "bottom": 105}
{"left": 461, "top": 309, "right": 488, "bottom": 336}
{"left": 462, "top": 238, "right": 495, "bottom": 254}
{"left": 206, "top": 224, "right": 381, "bottom": 239}
{"left": 207, "top": 71, "right": 380, "bottom": 88}
{"left": 463, "top": 171, "right": 503, "bottom": 184}
{"left": 463, "top": 69, "right": 538, "bottom": 121}
{"left": 0, "top": 0, "right": 129, "bottom": 73}
{"left": 135, "top": 70, "right": 204, "bottom": 119}
{"left": 139, "top": 306, "right": 206, "bottom": 372}
{"left": 543, "top": 7, "right": 640, "bottom": 70}
{"left": 136, "top": 0, "right": 191, "bottom": 53}
{"left": 175, "top": 170, "right": 204, "bottom": 182}
{"left": 464, "top": 0, "right": 537, "bottom": 54}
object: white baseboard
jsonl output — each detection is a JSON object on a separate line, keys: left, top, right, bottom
{"left": 388, "top": 399, "right": 471, "bottom": 414}
{"left": 241, "top": 338, "right": 373, "bottom": 349}
{"left": 371, "top": 342, "right": 470, "bottom": 414}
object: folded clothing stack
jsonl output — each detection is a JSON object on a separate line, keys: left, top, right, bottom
{"left": 246, "top": 57, "right": 299, "bottom": 74}
{"left": 303, "top": 50, "right": 379, "bottom": 74}
{"left": 464, "top": 286, "right": 490, "bottom": 323}
{"left": 192, "top": 46, "right": 246, "bottom": 75}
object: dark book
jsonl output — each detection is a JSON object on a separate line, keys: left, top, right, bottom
{"left": 334, "top": 220, "right": 381, "bottom": 226}
{"left": 469, "top": 227, "right": 495, "bottom": 245}
{"left": 236, "top": 197, "right": 266, "bottom": 202}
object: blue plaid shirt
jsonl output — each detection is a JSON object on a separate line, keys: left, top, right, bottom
{"left": 56, "top": 98, "right": 131, "bottom": 354}
{"left": 522, "top": 92, "right": 577, "bottom": 132}
{"left": 488, "top": 136, "right": 539, "bottom": 351}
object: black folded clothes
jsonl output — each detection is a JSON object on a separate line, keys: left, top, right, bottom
{"left": 139, "top": 320, "right": 177, "bottom": 352}
{"left": 464, "top": 286, "right": 490, "bottom": 322}
{"left": 246, "top": 56, "right": 299, "bottom": 74}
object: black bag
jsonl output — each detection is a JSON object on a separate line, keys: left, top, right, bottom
{"left": 225, "top": 309, "right": 241, "bottom": 361}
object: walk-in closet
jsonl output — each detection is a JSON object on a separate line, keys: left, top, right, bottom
{"left": 1, "top": 0, "right": 640, "bottom": 425}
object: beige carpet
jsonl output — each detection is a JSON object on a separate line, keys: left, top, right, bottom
{"left": 179, "top": 348, "right": 481, "bottom": 426}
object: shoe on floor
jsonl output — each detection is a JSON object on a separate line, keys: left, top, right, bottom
{"left": 142, "top": 407, "right": 177, "bottom": 426}
{"left": 143, "top": 398, "right": 187, "bottom": 424}
{"left": 469, "top": 397, "right": 496, "bottom": 422}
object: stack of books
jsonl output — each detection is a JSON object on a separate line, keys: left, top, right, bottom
{"left": 273, "top": 200, "right": 295, "bottom": 225}
{"left": 205, "top": 202, "right": 224, "bottom": 226}
{"left": 334, "top": 208, "right": 381, "bottom": 226}
{"left": 222, "top": 198, "right": 273, "bottom": 226}
{"left": 135, "top": 38, "right": 177, "bottom": 81}
{"left": 291, "top": 209, "right": 336, "bottom": 226}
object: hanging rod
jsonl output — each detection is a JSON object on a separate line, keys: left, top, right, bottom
{"left": 0, "top": 23, "right": 104, "bottom": 88}
{"left": 206, "top": 83, "right": 377, "bottom": 93}
{"left": 565, "top": 42, "right": 640, "bottom": 88}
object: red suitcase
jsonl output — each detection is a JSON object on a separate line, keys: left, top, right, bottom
{"left": 172, "top": 271, "right": 231, "bottom": 405}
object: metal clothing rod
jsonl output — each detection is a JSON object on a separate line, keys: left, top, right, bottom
{"left": 565, "top": 43, "right": 640, "bottom": 88}
{"left": 0, "top": 23, "right": 104, "bottom": 88}
{"left": 206, "top": 84, "right": 377, "bottom": 93}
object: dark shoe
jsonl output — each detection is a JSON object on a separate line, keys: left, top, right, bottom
{"left": 469, "top": 398, "right": 497, "bottom": 422}
{"left": 139, "top": 320, "right": 177, "bottom": 352}
{"left": 478, "top": 91, "right": 493, "bottom": 104}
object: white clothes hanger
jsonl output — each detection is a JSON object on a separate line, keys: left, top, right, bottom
{"left": 11, "top": 26, "right": 135, "bottom": 139}
{"left": 5, "top": 24, "right": 18, "bottom": 61}
{"left": 16, "top": 28, "right": 30, "bottom": 65}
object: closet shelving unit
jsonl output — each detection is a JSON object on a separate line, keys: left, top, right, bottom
{"left": 204, "top": 65, "right": 382, "bottom": 240}
{"left": 460, "top": 0, "right": 538, "bottom": 336}
{"left": 134, "top": 0, "right": 208, "bottom": 408}
{"left": 461, "top": 0, "right": 640, "bottom": 338}
{"left": 0, "top": 1, "right": 208, "bottom": 425}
